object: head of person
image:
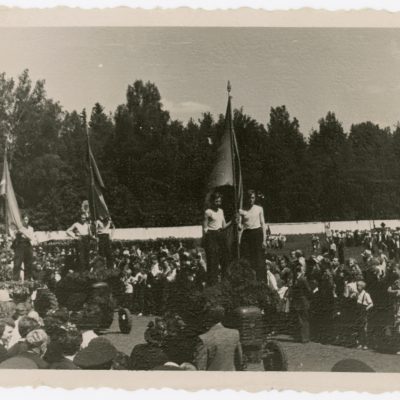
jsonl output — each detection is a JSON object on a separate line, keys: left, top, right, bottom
{"left": 356, "top": 280, "right": 366, "bottom": 293}
{"left": 362, "top": 250, "right": 372, "bottom": 261}
{"left": 18, "top": 316, "right": 41, "bottom": 339}
{"left": 22, "top": 214, "right": 29, "bottom": 227}
{"left": 331, "top": 358, "right": 374, "bottom": 373}
{"left": 245, "top": 189, "right": 256, "bottom": 207}
{"left": 80, "top": 213, "right": 87, "bottom": 223}
{"left": 25, "top": 329, "right": 48, "bottom": 357}
{"left": 144, "top": 319, "right": 166, "bottom": 347}
{"left": 210, "top": 191, "right": 222, "bottom": 210}
{"left": 55, "top": 325, "right": 82, "bottom": 357}
{"left": 14, "top": 303, "right": 28, "bottom": 319}
{"left": 203, "top": 305, "right": 225, "bottom": 329}
{"left": 74, "top": 337, "right": 117, "bottom": 370}
{"left": 0, "top": 318, "right": 15, "bottom": 345}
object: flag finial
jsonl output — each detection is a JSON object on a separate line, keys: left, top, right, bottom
{"left": 227, "top": 80, "right": 231, "bottom": 94}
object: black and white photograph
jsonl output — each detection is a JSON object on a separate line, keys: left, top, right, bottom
{"left": 1, "top": 8, "right": 400, "bottom": 379}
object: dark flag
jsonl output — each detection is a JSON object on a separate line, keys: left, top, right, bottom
{"left": 0, "top": 144, "right": 22, "bottom": 236}
{"left": 206, "top": 81, "right": 243, "bottom": 260}
{"left": 87, "top": 133, "right": 110, "bottom": 222}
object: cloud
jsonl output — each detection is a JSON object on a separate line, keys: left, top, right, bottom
{"left": 163, "top": 100, "right": 211, "bottom": 117}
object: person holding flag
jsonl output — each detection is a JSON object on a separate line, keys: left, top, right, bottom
{"left": 12, "top": 214, "right": 37, "bottom": 281}
{"left": 96, "top": 216, "right": 115, "bottom": 268}
{"left": 66, "top": 212, "right": 92, "bottom": 271}
{"left": 204, "top": 82, "right": 242, "bottom": 284}
{"left": 203, "top": 191, "right": 228, "bottom": 285}
{"left": 239, "top": 189, "right": 267, "bottom": 281}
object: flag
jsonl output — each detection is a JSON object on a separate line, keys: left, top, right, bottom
{"left": 206, "top": 84, "right": 243, "bottom": 260}
{"left": 87, "top": 134, "right": 110, "bottom": 221}
{"left": 0, "top": 146, "right": 22, "bottom": 235}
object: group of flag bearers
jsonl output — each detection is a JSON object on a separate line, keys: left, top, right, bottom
{"left": 1, "top": 123, "right": 114, "bottom": 278}
{"left": 1, "top": 82, "right": 265, "bottom": 284}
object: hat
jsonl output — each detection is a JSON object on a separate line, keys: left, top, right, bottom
{"left": 0, "top": 289, "right": 11, "bottom": 302}
{"left": 74, "top": 337, "right": 117, "bottom": 369}
{"left": 123, "top": 250, "right": 130, "bottom": 256}
{"left": 0, "top": 356, "right": 38, "bottom": 369}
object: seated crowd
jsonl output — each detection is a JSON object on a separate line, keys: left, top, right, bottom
{"left": 1, "top": 223, "right": 400, "bottom": 370}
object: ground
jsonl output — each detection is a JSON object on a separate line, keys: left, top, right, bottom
{"left": 103, "top": 233, "right": 393, "bottom": 372}
{"left": 103, "top": 314, "right": 400, "bottom": 372}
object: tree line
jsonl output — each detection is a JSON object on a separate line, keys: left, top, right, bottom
{"left": 0, "top": 70, "right": 399, "bottom": 231}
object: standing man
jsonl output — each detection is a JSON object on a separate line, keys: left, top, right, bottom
{"left": 203, "top": 192, "right": 228, "bottom": 285}
{"left": 13, "top": 215, "right": 36, "bottom": 281}
{"left": 96, "top": 216, "right": 115, "bottom": 268}
{"left": 239, "top": 190, "right": 267, "bottom": 281}
{"left": 66, "top": 212, "right": 92, "bottom": 271}
{"left": 291, "top": 265, "right": 312, "bottom": 343}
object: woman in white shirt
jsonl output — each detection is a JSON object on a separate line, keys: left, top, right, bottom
{"left": 239, "top": 190, "right": 267, "bottom": 281}
{"left": 203, "top": 191, "right": 228, "bottom": 285}
{"left": 66, "top": 212, "right": 92, "bottom": 271}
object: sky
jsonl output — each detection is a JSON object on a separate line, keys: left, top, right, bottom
{"left": 1, "top": 27, "right": 400, "bottom": 134}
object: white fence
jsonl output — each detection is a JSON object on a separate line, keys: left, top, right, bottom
{"left": 34, "top": 219, "right": 400, "bottom": 243}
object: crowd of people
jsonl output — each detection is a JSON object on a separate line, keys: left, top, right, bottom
{"left": 0, "top": 235, "right": 244, "bottom": 370}
{"left": 1, "top": 190, "right": 400, "bottom": 370}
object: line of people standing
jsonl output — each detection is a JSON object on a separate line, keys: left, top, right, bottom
{"left": 203, "top": 189, "right": 267, "bottom": 285}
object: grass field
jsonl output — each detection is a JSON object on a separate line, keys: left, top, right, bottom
{"left": 266, "top": 234, "right": 366, "bottom": 263}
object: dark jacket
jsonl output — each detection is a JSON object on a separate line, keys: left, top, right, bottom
{"left": 18, "top": 351, "right": 49, "bottom": 369}
{"left": 50, "top": 357, "right": 80, "bottom": 370}
{"left": 129, "top": 343, "right": 168, "bottom": 371}
{"left": 291, "top": 275, "right": 312, "bottom": 311}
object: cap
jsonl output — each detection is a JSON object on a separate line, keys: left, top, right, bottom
{"left": 74, "top": 337, "right": 117, "bottom": 369}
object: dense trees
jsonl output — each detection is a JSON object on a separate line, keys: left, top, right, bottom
{"left": 0, "top": 70, "right": 400, "bottom": 230}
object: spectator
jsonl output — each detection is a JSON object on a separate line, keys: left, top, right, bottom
{"left": 16, "top": 329, "right": 49, "bottom": 369}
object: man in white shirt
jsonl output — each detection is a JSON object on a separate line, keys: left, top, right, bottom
{"left": 66, "top": 212, "right": 92, "bottom": 271}
{"left": 96, "top": 216, "right": 114, "bottom": 268}
{"left": 203, "top": 192, "right": 228, "bottom": 285}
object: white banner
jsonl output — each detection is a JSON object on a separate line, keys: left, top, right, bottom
{"left": 34, "top": 219, "right": 400, "bottom": 243}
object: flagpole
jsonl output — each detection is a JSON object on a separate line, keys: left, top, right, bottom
{"left": 85, "top": 121, "right": 98, "bottom": 252}
{"left": 227, "top": 81, "right": 240, "bottom": 260}
{"left": 3, "top": 145, "right": 8, "bottom": 246}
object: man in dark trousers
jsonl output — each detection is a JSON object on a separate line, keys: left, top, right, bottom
{"left": 66, "top": 213, "right": 92, "bottom": 271}
{"left": 13, "top": 215, "right": 36, "bottom": 281}
{"left": 291, "top": 265, "right": 312, "bottom": 343}
{"left": 203, "top": 192, "right": 228, "bottom": 285}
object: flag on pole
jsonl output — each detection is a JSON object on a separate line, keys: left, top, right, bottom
{"left": 0, "top": 145, "right": 22, "bottom": 235}
{"left": 87, "top": 134, "right": 110, "bottom": 222}
{"left": 206, "top": 81, "right": 243, "bottom": 260}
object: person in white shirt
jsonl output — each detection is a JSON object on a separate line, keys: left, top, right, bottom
{"left": 203, "top": 191, "right": 228, "bottom": 285}
{"left": 96, "top": 216, "right": 115, "bottom": 268}
{"left": 66, "top": 212, "right": 92, "bottom": 271}
{"left": 239, "top": 190, "right": 267, "bottom": 281}
{"left": 355, "top": 280, "right": 373, "bottom": 350}
{"left": 13, "top": 215, "right": 37, "bottom": 281}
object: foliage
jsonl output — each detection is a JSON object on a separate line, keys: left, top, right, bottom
{"left": 0, "top": 70, "right": 399, "bottom": 230}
